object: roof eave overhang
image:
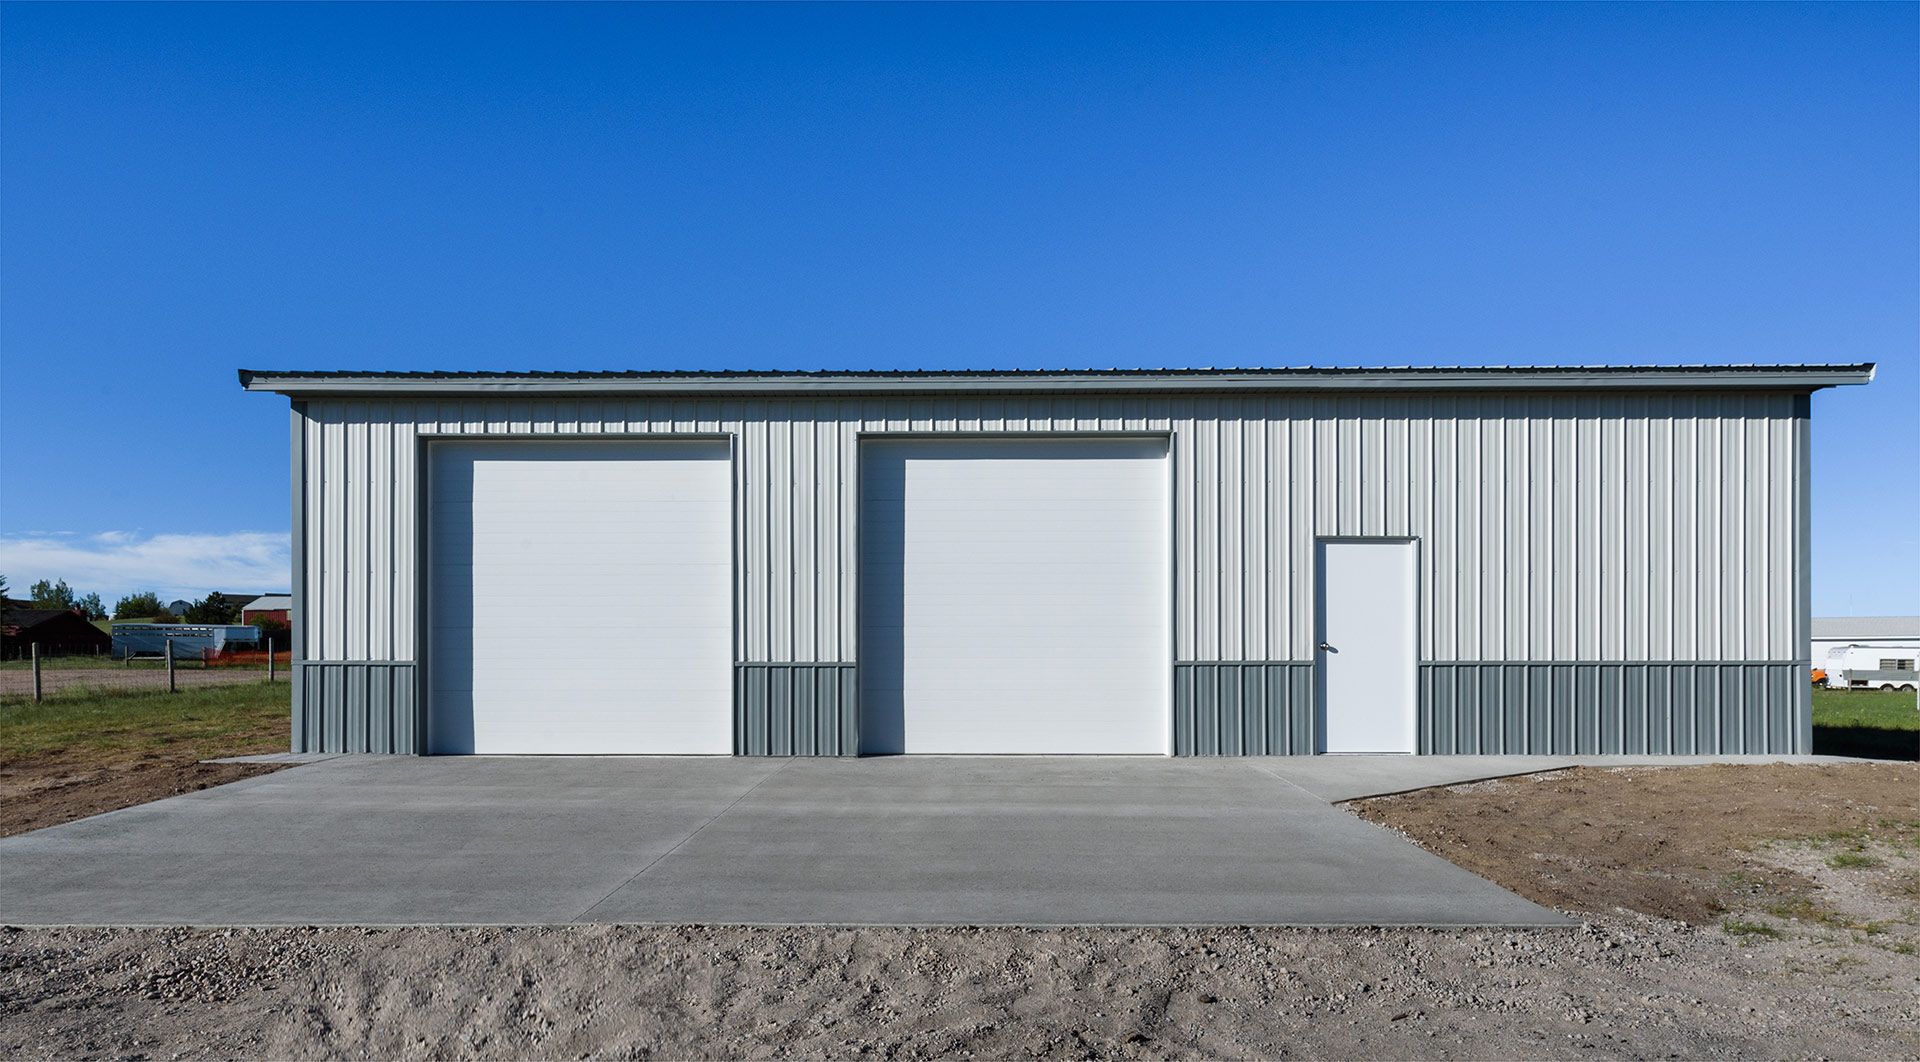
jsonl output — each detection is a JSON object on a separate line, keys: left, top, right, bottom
{"left": 237, "top": 365, "right": 1877, "bottom": 397}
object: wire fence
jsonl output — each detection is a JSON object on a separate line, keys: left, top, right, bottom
{"left": 0, "top": 643, "right": 292, "bottom": 701}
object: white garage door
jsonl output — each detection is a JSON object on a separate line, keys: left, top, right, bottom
{"left": 427, "top": 439, "right": 733, "bottom": 754}
{"left": 859, "top": 437, "right": 1171, "bottom": 754}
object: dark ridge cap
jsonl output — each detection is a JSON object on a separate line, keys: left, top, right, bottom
{"left": 241, "top": 363, "right": 1875, "bottom": 380}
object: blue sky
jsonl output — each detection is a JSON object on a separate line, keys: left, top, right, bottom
{"left": 0, "top": 2, "right": 1914, "bottom": 612}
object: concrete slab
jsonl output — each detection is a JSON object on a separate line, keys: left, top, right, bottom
{"left": 0, "top": 757, "right": 783, "bottom": 924}
{"left": 0, "top": 756, "right": 1568, "bottom": 927}
{"left": 584, "top": 757, "right": 1567, "bottom": 926}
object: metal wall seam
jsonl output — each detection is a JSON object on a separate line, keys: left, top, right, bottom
{"left": 1793, "top": 395, "right": 1813, "bottom": 753}
{"left": 289, "top": 403, "right": 307, "bottom": 750}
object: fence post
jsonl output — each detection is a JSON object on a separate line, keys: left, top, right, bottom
{"left": 268, "top": 636, "right": 276, "bottom": 683}
{"left": 31, "top": 643, "right": 41, "bottom": 703}
{"left": 166, "top": 638, "right": 176, "bottom": 694}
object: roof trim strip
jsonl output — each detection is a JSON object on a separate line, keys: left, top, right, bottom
{"left": 238, "top": 364, "right": 1876, "bottom": 396}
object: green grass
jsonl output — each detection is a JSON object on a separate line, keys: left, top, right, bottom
{"left": 1827, "top": 851, "right": 1883, "bottom": 869}
{"left": 1722, "top": 919, "right": 1782, "bottom": 938}
{"left": 0, "top": 681, "right": 288, "bottom": 762}
{"left": 1813, "top": 687, "right": 1919, "bottom": 760}
{"left": 1814, "top": 688, "right": 1920, "bottom": 731}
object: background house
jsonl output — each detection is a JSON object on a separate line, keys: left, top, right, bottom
{"left": 1, "top": 607, "right": 114, "bottom": 659}
{"left": 241, "top": 594, "right": 292, "bottom": 626}
{"left": 1811, "top": 616, "right": 1920, "bottom": 663}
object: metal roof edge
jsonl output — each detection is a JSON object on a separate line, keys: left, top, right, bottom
{"left": 237, "top": 363, "right": 1877, "bottom": 397}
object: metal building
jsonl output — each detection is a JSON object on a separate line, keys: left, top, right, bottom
{"left": 241, "top": 364, "right": 1874, "bottom": 757}
{"left": 1810, "top": 615, "right": 1920, "bottom": 663}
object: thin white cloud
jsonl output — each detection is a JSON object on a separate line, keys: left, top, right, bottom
{"left": 0, "top": 531, "right": 290, "bottom": 603}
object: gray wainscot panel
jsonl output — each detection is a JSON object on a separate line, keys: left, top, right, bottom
{"left": 736, "top": 663, "right": 860, "bottom": 756}
{"left": 1419, "top": 661, "right": 1808, "bottom": 755}
{"left": 1173, "top": 662, "right": 1317, "bottom": 756}
{"left": 294, "top": 662, "right": 419, "bottom": 754}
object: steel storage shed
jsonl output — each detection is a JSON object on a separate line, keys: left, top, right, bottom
{"left": 242, "top": 364, "right": 1874, "bottom": 757}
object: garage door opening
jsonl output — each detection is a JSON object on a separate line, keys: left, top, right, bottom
{"left": 858, "top": 436, "right": 1171, "bottom": 754}
{"left": 426, "top": 439, "right": 733, "bottom": 755}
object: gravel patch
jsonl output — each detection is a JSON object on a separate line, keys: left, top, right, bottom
{"left": 0, "top": 919, "right": 1915, "bottom": 1059}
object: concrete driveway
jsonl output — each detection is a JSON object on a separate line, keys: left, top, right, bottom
{"left": 0, "top": 756, "right": 1569, "bottom": 926}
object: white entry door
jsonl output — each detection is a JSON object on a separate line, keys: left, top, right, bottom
{"left": 427, "top": 439, "right": 733, "bottom": 754}
{"left": 859, "top": 437, "right": 1171, "bottom": 754}
{"left": 1316, "top": 538, "right": 1418, "bottom": 754}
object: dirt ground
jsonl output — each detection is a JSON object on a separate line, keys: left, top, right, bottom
{"left": 0, "top": 680, "right": 288, "bottom": 837}
{"left": 1352, "top": 762, "right": 1920, "bottom": 929}
{"left": 2, "top": 763, "right": 1916, "bottom": 1060}
{"left": 0, "top": 917, "right": 1915, "bottom": 1060}
{"left": 0, "top": 755, "right": 281, "bottom": 838}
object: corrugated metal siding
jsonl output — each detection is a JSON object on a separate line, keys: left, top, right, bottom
{"left": 295, "top": 662, "right": 418, "bottom": 754}
{"left": 735, "top": 663, "right": 859, "bottom": 756}
{"left": 1173, "top": 663, "right": 1315, "bottom": 755}
{"left": 1177, "top": 391, "right": 1801, "bottom": 662}
{"left": 1419, "top": 662, "right": 1807, "bottom": 755}
{"left": 298, "top": 391, "right": 1805, "bottom": 669}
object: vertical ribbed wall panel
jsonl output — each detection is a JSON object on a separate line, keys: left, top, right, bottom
{"left": 1173, "top": 663, "right": 1315, "bottom": 755}
{"left": 295, "top": 389, "right": 1797, "bottom": 672}
{"left": 300, "top": 392, "right": 1804, "bottom": 670}
{"left": 1420, "top": 662, "right": 1805, "bottom": 755}
{"left": 288, "top": 392, "right": 1810, "bottom": 756}
{"left": 734, "top": 663, "right": 859, "bottom": 756}
{"left": 293, "top": 663, "right": 417, "bottom": 754}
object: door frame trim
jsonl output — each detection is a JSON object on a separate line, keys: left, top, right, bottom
{"left": 1312, "top": 535, "right": 1422, "bottom": 755}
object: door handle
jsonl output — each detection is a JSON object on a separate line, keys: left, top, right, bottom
{"left": 1318, "top": 642, "right": 1336, "bottom": 653}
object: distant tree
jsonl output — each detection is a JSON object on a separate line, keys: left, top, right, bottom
{"left": 30, "top": 578, "right": 78, "bottom": 610}
{"left": 253, "top": 615, "right": 290, "bottom": 642}
{"left": 74, "top": 592, "right": 107, "bottom": 620}
{"left": 184, "top": 593, "right": 240, "bottom": 624}
{"left": 151, "top": 609, "right": 180, "bottom": 623}
{"left": 113, "top": 591, "right": 164, "bottom": 619}
{"left": 0, "top": 573, "right": 9, "bottom": 598}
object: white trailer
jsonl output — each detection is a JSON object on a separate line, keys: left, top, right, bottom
{"left": 1821, "top": 644, "right": 1920, "bottom": 691}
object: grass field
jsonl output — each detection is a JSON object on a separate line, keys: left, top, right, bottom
{"left": 0, "top": 680, "right": 291, "bottom": 835}
{"left": 1813, "top": 686, "right": 1920, "bottom": 730}
{"left": 0, "top": 681, "right": 288, "bottom": 762}
{"left": 1813, "top": 686, "right": 1918, "bottom": 759}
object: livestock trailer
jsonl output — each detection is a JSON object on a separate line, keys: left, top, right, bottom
{"left": 112, "top": 623, "right": 261, "bottom": 660}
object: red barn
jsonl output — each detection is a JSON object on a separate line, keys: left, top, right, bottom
{"left": 241, "top": 594, "right": 292, "bottom": 626}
